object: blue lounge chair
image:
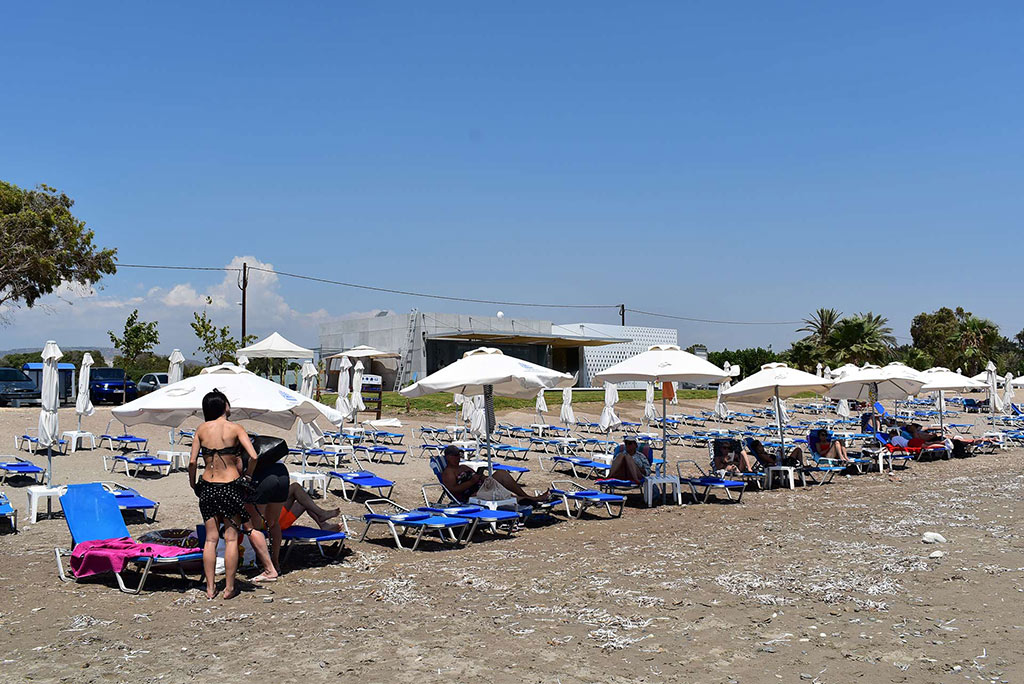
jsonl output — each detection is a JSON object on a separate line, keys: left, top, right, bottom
{"left": 549, "top": 480, "right": 625, "bottom": 518}
{"left": 103, "top": 451, "right": 172, "bottom": 478}
{"left": 281, "top": 525, "right": 347, "bottom": 560}
{"left": 16, "top": 432, "right": 67, "bottom": 454}
{"left": 806, "top": 429, "right": 875, "bottom": 475}
{"left": 360, "top": 498, "right": 470, "bottom": 550}
{"left": 326, "top": 470, "right": 395, "bottom": 501}
{"left": 54, "top": 483, "right": 200, "bottom": 594}
{"left": 99, "top": 420, "right": 149, "bottom": 452}
{"left": 676, "top": 458, "right": 746, "bottom": 503}
{"left": 0, "top": 457, "right": 45, "bottom": 485}
{"left": 0, "top": 492, "right": 16, "bottom": 532}
{"left": 416, "top": 493, "right": 520, "bottom": 540}
{"left": 355, "top": 445, "right": 408, "bottom": 465}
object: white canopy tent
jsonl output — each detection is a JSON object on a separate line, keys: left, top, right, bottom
{"left": 236, "top": 332, "right": 315, "bottom": 386}
{"left": 723, "top": 362, "right": 832, "bottom": 456}
{"left": 400, "top": 348, "right": 573, "bottom": 471}
{"left": 326, "top": 345, "right": 400, "bottom": 361}
{"left": 38, "top": 341, "right": 62, "bottom": 486}
{"left": 595, "top": 344, "right": 729, "bottom": 460}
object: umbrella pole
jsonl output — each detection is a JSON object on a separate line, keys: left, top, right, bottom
{"left": 661, "top": 389, "right": 667, "bottom": 463}
{"left": 484, "top": 385, "right": 494, "bottom": 476}
{"left": 938, "top": 390, "right": 944, "bottom": 435}
{"left": 775, "top": 387, "right": 785, "bottom": 459}
{"left": 47, "top": 445, "right": 53, "bottom": 488}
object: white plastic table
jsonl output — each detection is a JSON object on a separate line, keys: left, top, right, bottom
{"left": 26, "top": 485, "right": 62, "bottom": 523}
{"left": 157, "top": 450, "right": 190, "bottom": 472}
{"left": 61, "top": 431, "right": 95, "bottom": 453}
{"left": 290, "top": 471, "right": 327, "bottom": 498}
{"left": 766, "top": 466, "right": 796, "bottom": 490}
{"left": 643, "top": 475, "right": 682, "bottom": 506}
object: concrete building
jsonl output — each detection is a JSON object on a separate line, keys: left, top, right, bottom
{"left": 319, "top": 311, "right": 678, "bottom": 391}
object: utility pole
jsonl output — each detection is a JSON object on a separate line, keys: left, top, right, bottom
{"left": 240, "top": 262, "right": 248, "bottom": 341}
{"left": 619, "top": 304, "right": 625, "bottom": 326}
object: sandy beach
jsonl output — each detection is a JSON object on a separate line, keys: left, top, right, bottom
{"left": 0, "top": 399, "right": 1021, "bottom": 684}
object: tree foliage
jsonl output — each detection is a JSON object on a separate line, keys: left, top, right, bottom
{"left": 707, "top": 347, "right": 780, "bottom": 378}
{"left": 191, "top": 301, "right": 255, "bottom": 366}
{"left": 797, "top": 308, "right": 842, "bottom": 345}
{"left": 108, "top": 309, "right": 160, "bottom": 364}
{"left": 0, "top": 181, "right": 117, "bottom": 313}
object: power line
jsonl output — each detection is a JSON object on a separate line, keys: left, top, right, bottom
{"left": 118, "top": 263, "right": 240, "bottom": 272}
{"left": 625, "top": 308, "right": 802, "bottom": 326}
{"left": 251, "top": 266, "right": 616, "bottom": 310}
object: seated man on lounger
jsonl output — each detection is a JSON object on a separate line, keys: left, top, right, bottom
{"left": 276, "top": 482, "right": 344, "bottom": 533}
{"left": 606, "top": 436, "right": 653, "bottom": 484}
{"left": 441, "top": 445, "right": 553, "bottom": 505}
{"left": 744, "top": 439, "right": 803, "bottom": 469}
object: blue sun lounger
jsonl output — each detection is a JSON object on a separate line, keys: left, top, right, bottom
{"left": 416, "top": 502, "right": 520, "bottom": 541}
{"left": 0, "top": 492, "right": 17, "bottom": 532}
{"left": 103, "top": 451, "right": 172, "bottom": 478}
{"left": 549, "top": 480, "right": 625, "bottom": 518}
{"left": 0, "top": 457, "right": 45, "bottom": 485}
{"left": 326, "top": 470, "right": 395, "bottom": 501}
{"left": 355, "top": 445, "right": 408, "bottom": 465}
{"left": 360, "top": 499, "right": 470, "bottom": 550}
{"left": 16, "top": 433, "right": 67, "bottom": 454}
{"left": 281, "top": 525, "right": 347, "bottom": 560}
{"left": 494, "top": 443, "right": 531, "bottom": 460}
{"left": 55, "top": 483, "right": 200, "bottom": 594}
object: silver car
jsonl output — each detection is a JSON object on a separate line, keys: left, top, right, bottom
{"left": 138, "top": 372, "right": 169, "bottom": 395}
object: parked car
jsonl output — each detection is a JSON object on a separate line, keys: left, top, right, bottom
{"left": 138, "top": 372, "right": 169, "bottom": 395}
{"left": 0, "top": 367, "right": 40, "bottom": 407}
{"left": 89, "top": 368, "right": 138, "bottom": 404}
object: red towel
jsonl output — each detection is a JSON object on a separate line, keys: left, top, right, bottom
{"left": 70, "top": 538, "right": 196, "bottom": 578}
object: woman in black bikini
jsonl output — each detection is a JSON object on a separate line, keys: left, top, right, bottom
{"left": 188, "top": 390, "right": 278, "bottom": 599}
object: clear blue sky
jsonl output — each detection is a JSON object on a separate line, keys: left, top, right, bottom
{"left": 3, "top": 2, "right": 1023, "bottom": 356}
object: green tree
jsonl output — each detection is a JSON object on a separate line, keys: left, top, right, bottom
{"left": 893, "top": 344, "right": 933, "bottom": 371}
{"left": 910, "top": 307, "right": 968, "bottom": 368}
{"left": 191, "top": 302, "right": 254, "bottom": 366}
{"left": 108, "top": 309, "right": 160, "bottom": 403}
{"left": 707, "top": 347, "right": 780, "bottom": 377}
{"left": 0, "top": 181, "right": 117, "bottom": 313}
{"left": 825, "top": 312, "right": 895, "bottom": 365}
{"left": 798, "top": 308, "right": 843, "bottom": 345}
{"left": 955, "top": 315, "right": 1000, "bottom": 375}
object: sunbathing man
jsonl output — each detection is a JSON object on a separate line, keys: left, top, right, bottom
{"left": 744, "top": 439, "right": 803, "bottom": 468}
{"left": 277, "top": 482, "right": 343, "bottom": 533}
{"left": 441, "top": 445, "right": 552, "bottom": 505}
{"left": 606, "top": 436, "right": 652, "bottom": 484}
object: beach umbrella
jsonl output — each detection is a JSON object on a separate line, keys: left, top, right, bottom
{"left": 168, "top": 349, "right": 185, "bottom": 385}
{"left": 560, "top": 387, "right": 576, "bottom": 426}
{"left": 669, "top": 381, "right": 679, "bottom": 405}
{"left": 331, "top": 356, "right": 353, "bottom": 419}
{"left": 75, "top": 352, "right": 95, "bottom": 432}
{"left": 775, "top": 397, "right": 790, "bottom": 424}
{"left": 296, "top": 361, "right": 319, "bottom": 457}
{"left": 535, "top": 388, "right": 548, "bottom": 425}
{"left": 919, "top": 368, "right": 986, "bottom": 434}
{"left": 836, "top": 399, "right": 851, "bottom": 419}
{"left": 1003, "top": 372, "right": 1016, "bottom": 413}
{"left": 715, "top": 377, "right": 731, "bottom": 420}
{"left": 827, "top": 363, "right": 925, "bottom": 402}
{"left": 38, "top": 341, "right": 62, "bottom": 487}
{"left": 112, "top": 363, "right": 344, "bottom": 429}
{"left": 643, "top": 382, "right": 658, "bottom": 427}
{"left": 986, "top": 361, "right": 1004, "bottom": 418}
{"left": 400, "top": 347, "right": 573, "bottom": 471}
{"left": 595, "top": 344, "right": 729, "bottom": 458}
{"left": 598, "top": 382, "right": 621, "bottom": 432}
{"left": 816, "top": 363, "right": 823, "bottom": 377}
{"left": 236, "top": 355, "right": 250, "bottom": 369}
{"left": 468, "top": 394, "right": 486, "bottom": 439}
{"left": 723, "top": 363, "right": 832, "bottom": 457}
{"left": 350, "top": 360, "right": 366, "bottom": 420}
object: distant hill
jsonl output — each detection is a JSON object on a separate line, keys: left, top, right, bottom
{"left": 0, "top": 345, "right": 118, "bottom": 359}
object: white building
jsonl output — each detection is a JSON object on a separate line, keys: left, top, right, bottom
{"left": 319, "top": 311, "right": 677, "bottom": 391}
{"left": 553, "top": 323, "right": 679, "bottom": 389}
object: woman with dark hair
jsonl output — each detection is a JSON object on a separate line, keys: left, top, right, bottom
{"left": 188, "top": 390, "right": 279, "bottom": 599}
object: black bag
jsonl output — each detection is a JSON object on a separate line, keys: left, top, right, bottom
{"left": 245, "top": 435, "right": 289, "bottom": 471}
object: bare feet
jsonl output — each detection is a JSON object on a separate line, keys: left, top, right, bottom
{"left": 223, "top": 587, "right": 240, "bottom": 599}
{"left": 324, "top": 507, "right": 340, "bottom": 520}
{"left": 206, "top": 585, "right": 218, "bottom": 600}
{"left": 252, "top": 572, "right": 278, "bottom": 583}
{"left": 317, "top": 520, "right": 342, "bottom": 532}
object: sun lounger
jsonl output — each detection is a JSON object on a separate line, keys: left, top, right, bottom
{"left": 0, "top": 492, "right": 17, "bottom": 532}
{"left": 281, "top": 524, "right": 347, "bottom": 560}
{"left": 54, "top": 483, "right": 200, "bottom": 594}
{"left": 326, "top": 470, "right": 395, "bottom": 501}
{"left": 494, "top": 443, "right": 531, "bottom": 460}
{"left": 355, "top": 445, "right": 408, "bottom": 465}
{"left": 0, "top": 457, "right": 45, "bottom": 485}
{"left": 360, "top": 498, "right": 470, "bottom": 550}
{"left": 15, "top": 431, "right": 68, "bottom": 454}
{"left": 99, "top": 421, "right": 149, "bottom": 452}
{"left": 102, "top": 451, "right": 172, "bottom": 478}
{"left": 549, "top": 480, "right": 625, "bottom": 518}
{"left": 416, "top": 496, "right": 520, "bottom": 540}
{"left": 676, "top": 459, "right": 746, "bottom": 503}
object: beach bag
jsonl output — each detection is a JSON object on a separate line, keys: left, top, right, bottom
{"left": 245, "top": 435, "right": 288, "bottom": 470}
{"left": 474, "top": 476, "right": 516, "bottom": 502}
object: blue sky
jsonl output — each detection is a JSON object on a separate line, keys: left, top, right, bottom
{"left": 3, "top": 2, "right": 1023, "bottom": 357}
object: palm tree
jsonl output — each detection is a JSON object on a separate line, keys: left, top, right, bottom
{"left": 798, "top": 308, "right": 843, "bottom": 344}
{"left": 956, "top": 315, "right": 1000, "bottom": 375}
{"left": 826, "top": 313, "right": 895, "bottom": 365}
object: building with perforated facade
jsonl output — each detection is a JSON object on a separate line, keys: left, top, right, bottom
{"left": 552, "top": 323, "right": 679, "bottom": 389}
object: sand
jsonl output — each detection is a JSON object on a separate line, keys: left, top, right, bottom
{"left": 0, "top": 399, "right": 1021, "bottom": 683}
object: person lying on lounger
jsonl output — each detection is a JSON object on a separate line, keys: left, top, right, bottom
{"left": 606, "top": 436, "right": 652, "bottom": 484}
{"left": 744, "top": 439, "right": 803, "bottom": 468}
{"left": 276, "top": 482, "right": 343, "bottom": 533}
{"left": 441, "top": 445, "right": 553, "bottom": 505}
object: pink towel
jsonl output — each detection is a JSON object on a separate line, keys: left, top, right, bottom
{"left": 70, "top": 538, "right": 197, "bottom": 578}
